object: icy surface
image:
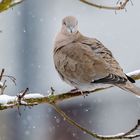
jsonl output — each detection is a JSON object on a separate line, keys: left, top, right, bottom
{"left": 127, "top": 70, "right": 140, "bottom": 76}
{"left": 0, "top": 95, "right": 16, "bottom": 104}
{"left": 0, "top": 81, "right": 3, "bottom": 87}
{"left": 12, "top": 0, "right": 23, "bottom": 3}
{"left": 24, "top": 93, "right": 44, "bottom": 99}
{"left": 0, "top": 93, "right": 44, "bottom": 105}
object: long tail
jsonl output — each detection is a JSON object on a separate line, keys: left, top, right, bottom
{"left": 117, "top": 81, "right": 140, "bottom": 96}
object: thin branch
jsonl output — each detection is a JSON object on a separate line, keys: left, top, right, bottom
{"left": 0, "top": 0, "right": 23, "bottom": 13}
{"left": 3, "top": 75, "right": 16, "bottom": 85}
{"left": 80, "top": 0, "right": 130, "bottom": 10}
{"left": 51, "top": 103, "right": 140, "bottom": 140}
{"left": 121, "top": 120, "right": 140, "bottom": 137}
{"left": 17, "top": 88, "right": 29, "bottom": 103}
{"left": 0, "top": 69, "right": 7, "bottom": 95}
{"left": 0, "top": 69, "right": 4, "bottom": 81}
{"left": 0, "top": 69, "right": 16, "bottom": 94}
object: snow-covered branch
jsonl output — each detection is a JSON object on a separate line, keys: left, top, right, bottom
{"left": 0, "top": 0, "right": 23, "bottom": 13}
{"left": 0, "top": 69, "right": 140, "bottom": 110}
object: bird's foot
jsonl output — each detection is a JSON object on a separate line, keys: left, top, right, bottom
{"left": 80, "top": 90, "right": 89, "bottom": 98}
{"left": 69, "top": 88, "right": 88, "bottom": 98}
{"left": 69, "top": 88, "right": 79, "bottom": 93}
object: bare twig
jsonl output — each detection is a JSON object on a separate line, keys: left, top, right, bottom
{"left": 51, "top": 103, "right": 140, "bottom": 140}
{"left": 0, "top": 69, "right": 16, "bottom": 94}
{"left": 17, "top": 88, "right": 29, "bottom": 104}
{"left": 50, "top": 86, "right": 55, "bottom": 95}
{"left": 0, "top": 69, "right": 4, "bottom": 81}
{"left": 16, "top": 88, "right": 37, "bottom": 115}
{"left": 0, "top": 69, "right": 7, "bottom": 95}
{"left": 3, "top": 75, "right": 16, "bottom": 85}
{"left": 0, "top": 69, "right": 16, "bottom": 85}
{"left": 80, "top": 0, "right": 130, "bottom": 10}
{"left": 1, "top": 80, "right": 7, "bottom": 94}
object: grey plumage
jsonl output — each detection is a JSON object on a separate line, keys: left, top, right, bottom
{"left": 53, "top": 16, "right": 140, "bottom": 96}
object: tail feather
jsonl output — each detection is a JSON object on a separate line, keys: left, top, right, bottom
{"left": 117, "top": 81, "right": 140, "bottom": 96}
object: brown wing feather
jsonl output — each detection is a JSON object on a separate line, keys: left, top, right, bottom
{"left": 54, "top": 41, "right": 109, "bottom": 83}
{"left": 79, "top": 36, "right": 127, "bottom": 79}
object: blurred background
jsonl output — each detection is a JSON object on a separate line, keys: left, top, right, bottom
{"left": 0, "top": 0, "right": 140, "bottom": 140}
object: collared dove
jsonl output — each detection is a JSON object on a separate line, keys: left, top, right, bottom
{"left": 53, "top": 16, "right": 140, "bottom": 96}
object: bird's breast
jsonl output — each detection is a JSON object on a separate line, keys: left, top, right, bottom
{"left": 53, "top": 43, "right": 98, "bottom": 84}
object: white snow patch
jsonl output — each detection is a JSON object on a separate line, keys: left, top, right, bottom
{"left": 127, "top": 70, "right": 140, "bottom": 76}
{"left": 24, "top": 93, "right": 44, "bottom": 99}
{"left": 12, "top": 0, "right": 23, "bottom": 3}
{"left": 0, "top": 95, "right": 16, "bottom": 104}
{"left": 136, "top": 95, "right": 140, "bottom": 98}
{"left": 0, "top": 81, "right": 3, "bottom": 87}
{"left": 116, "top": 133, "right": 125, "bottom": 135}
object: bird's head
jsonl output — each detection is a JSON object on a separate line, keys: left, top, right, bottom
{"left": 61, "top": 16, "right": 78, "bottom": 35}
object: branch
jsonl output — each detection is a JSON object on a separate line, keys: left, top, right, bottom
{"left": 0, "top": 0, "right": 23, "bottom": 13}
{"left": 51, "top": 103, "right": 140, "bottom": 140}
{"left": 0, "top": 69, "right": 140, "bottom": 110}
{"left": 80, "top": 0, "right": 130, "bottom": 10}
{"left": 0, "top": 68, "right": 4, "bottom": 81}
{"left": 0, "top": 69, "right": 140, "bottom": 140}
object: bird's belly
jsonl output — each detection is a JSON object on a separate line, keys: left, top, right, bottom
{"left": 64, "top": 78, "right": 111, "bottom": 91}
{"left": 60, "top": 60, "right": 95, "bottom": 84}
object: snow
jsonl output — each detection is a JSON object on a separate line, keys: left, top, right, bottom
{"left": 127, "top": 70, "right": 140, "bottom": 77}
{"left": 23, "top": 29, "right": 26, "bottom": 33}
{"left": 12, "top": 0, "right": 23, "bottom": 3}
{"left": 0, "top": 95, "right": 16, "bottom": 104}
{"left": 56, "top": 118, "right": 60, "bottom": 123}
{"left": 24, "top": 93, "right": 44, "bottom": 99}
{"left": 136, "top": 95, "right": 140, "bottom": 98}
{"left": 0, "top": 93, "right": 44, "bottom": 105}
{"left": 72, "top": 133, "right": 76, "bottom": 137}
{"left": 0, "top": 81, "right": 3, "bottom": 87}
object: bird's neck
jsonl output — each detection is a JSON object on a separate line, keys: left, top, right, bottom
{"left": 55, "top": 31, "right": 81, "bottom": 47}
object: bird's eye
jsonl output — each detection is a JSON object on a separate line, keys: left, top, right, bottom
{"left": 63, "top": 22, "right": 66, "bottom": 25}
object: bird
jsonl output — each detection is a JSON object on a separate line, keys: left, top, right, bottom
{"left": 53, "top": 16, "right": 140, "bottom": 96}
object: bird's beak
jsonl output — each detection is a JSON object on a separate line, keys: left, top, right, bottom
{"left": 67, "top": 26, "right": 76, "bottom": 33}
